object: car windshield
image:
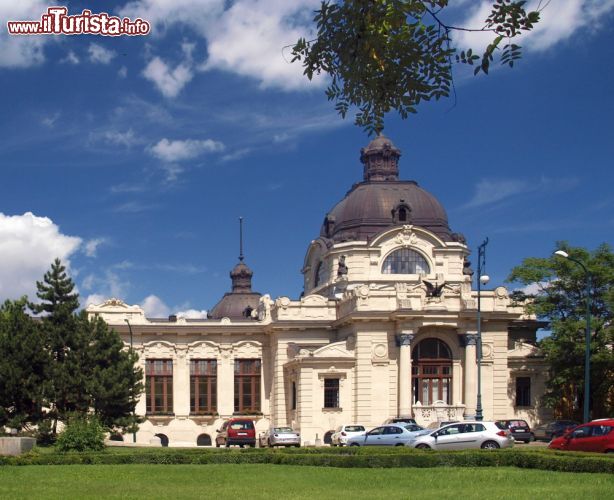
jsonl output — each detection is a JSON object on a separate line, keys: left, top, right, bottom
{"left": 230, "top": 421, "right": 254, "bottom": 430}
{"left": 274, "top": 427, "right": 294, "bottom": 433}
{"left": 404, "top": 424, "right": 423, "bottom": 432}
{"left": 345, "top": 426, "right": 365, "bottom": 432}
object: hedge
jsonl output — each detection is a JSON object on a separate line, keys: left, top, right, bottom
{"left": 1, "top": 447, "right": 613, "bottom": 473}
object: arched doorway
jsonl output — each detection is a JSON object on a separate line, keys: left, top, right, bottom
{"left": 109, "top": 434, "right": 124, "bottom": 442}
{"left": 323, "top": 430, "right": 334, "bottom": 445}
{"left": 155, "top": 433, "right": 169, "bottom": 447}
{"left": 412, "top": 338, "right": 452, "bottom": 405}
{"left": 197, "top": 433, "right": 212, "bottom": 447}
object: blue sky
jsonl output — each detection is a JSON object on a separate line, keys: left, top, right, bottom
{"left": 1, "top": 0, "right": 613, "bottom": 318}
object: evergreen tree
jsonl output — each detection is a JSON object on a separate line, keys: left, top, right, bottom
{"left": 32, "top": 259, "right": 87, "bottom": 433}
{"left": 0, "top": 298, "right": 49, "bottom": 430}
{"left": 508, "top": 243, "right": 614, "bottom": 420}
{"left": 79, "top": 312, "right": 144, "bottom": 432}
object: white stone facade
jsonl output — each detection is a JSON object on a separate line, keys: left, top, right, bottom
{"left": 87, "top": 223, "right": 550, "bottom": 446}
{"left": 86, "top": 137, "right": 551, "bottom": 446}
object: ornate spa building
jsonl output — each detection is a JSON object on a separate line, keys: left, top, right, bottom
{"left": 87, "top": 136, "right": 550, "bottom": 446}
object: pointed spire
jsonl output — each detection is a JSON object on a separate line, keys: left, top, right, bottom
{"left": 239, "top": 216, "right": 244, "bottom": 262}
{"left": 230, "top": 217, "right": 253, "bottom": 292}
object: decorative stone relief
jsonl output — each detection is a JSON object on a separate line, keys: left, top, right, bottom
{"left": 257, "top": 294, "right": 273, "bottom": 321}
{"left": 142, "top": 341, "right": 176, "bottom": 358}
{"left": 187, "top": 341, "right": 219, "bottom": 359}
{"left": 397, "top": 333, "right": 415, "bottom": 346}
{"left": 233, "top": 340, "right": 262, "bottom": 358}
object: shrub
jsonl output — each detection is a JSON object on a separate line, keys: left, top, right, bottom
{"left": 35, "top": 420, "right": 56, "bottom": 446}
{"left": 56, "top": 416, "right": 105, "bottom": 452}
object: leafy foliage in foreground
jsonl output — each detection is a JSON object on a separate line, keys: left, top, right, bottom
{"left": 292, "top": 1, "right": 541, "bottom": 133}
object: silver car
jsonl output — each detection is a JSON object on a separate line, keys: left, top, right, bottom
{"left": 259, "top": 426, "right": 301, "bottom": 447}
{"left": 331, "top": 425, "right": 366, "bottom": 446}
{"left": 347, "top": 424, "right": 428, "bottom": 447}
{"left": 408, "top": 421, "right": 514, "bottom": 450}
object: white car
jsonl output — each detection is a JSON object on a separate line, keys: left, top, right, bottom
{"left": 259, "top": 426, "right": 301, "bottom": 447}
{"left": 331, "top": 425, "right": 366, "bottom": 446}
{"left": 407, "top": 421, "right": 514, "bottom": 450}
{"left": 347, "top": 424, "right": 429, "bottom": 447}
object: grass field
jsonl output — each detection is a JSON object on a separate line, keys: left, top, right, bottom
{"left": 1, "top": 464, "right": 613, "bottom": 499}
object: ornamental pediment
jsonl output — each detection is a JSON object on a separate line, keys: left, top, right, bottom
{"left": 508, "top": 341, "right": 542, "bottom": 358}
{"left": 311, "top": 341, "right": 355, "bottom": 359}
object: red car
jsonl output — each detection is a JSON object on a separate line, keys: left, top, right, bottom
{"left": 215, "top": 418, "right": 256, "bottom": 448}
{"left": 548, "top": 418, "right": 614, "bottom": 453}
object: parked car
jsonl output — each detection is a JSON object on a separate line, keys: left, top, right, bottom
{"left": 408, "top": 421, "right": 514, "bottom": 450}
{"left": 259, "top": 426, "right": 300, "bottom": 448}
{"left": 426, "top": 420, "right": 458, "bottom": 430}
{"left": 548, "top": 419, "right": 614, "bottom": 453}
{"left": 383, "top": 417, "right": 417, "bottom": 425}
{"left": 347, "top": 424, "right": 428, "bottom": 447}
{"left": 331, "top": 425, "right": 366, "bottom": 446}
{"left": 215, "top": 418, "right": 256, "bottom": 448}
{"left": 495, "top": 419, "right": 533, "bottom": 443}
{"left": 533, "top": 420, "right": 579, "bottom": 441}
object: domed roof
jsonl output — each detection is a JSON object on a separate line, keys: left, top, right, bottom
{"left": 209, "top": 218, "right": 261, "bottom": 320}
{"left": 209, "top": 261, "right": 261, "bottom": 320}
{"left": 320, "top": 135, "right": 453, "bottom": 242}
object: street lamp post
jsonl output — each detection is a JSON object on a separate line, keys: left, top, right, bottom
{"left": 554, "top": 250, "right": 592, "bottom": 423}
{"left": 475, "top": 238, "right": 490, "bottom": 422}
{"left": 124, "top": 319, "right": 137, "bottom": 443}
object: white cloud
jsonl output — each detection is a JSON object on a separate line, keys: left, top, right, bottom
{"left": 176, "top": 308, "right": 208, "bottom": 319}
{"left": 454, "top": 1, "right": 614, "bottom": 53}
{"left": 150, "top": 138, "right": 225, "bottom": 162}
{"left": 143, "top": 56, "right": 194, "bottom": 98}
{"left": 60, "top": 50, "right": 80, "bottom": 65}
{"left": 88, "top": 43, "right": 116, "bottom": 64}
{"left": 463, "top": 176, "right": 578, "bottom": 209}
{"left": 0, "top": 212, "right": 82, "bottom": 301}
{"left": 0, "top": 1, "right": 50, "bottom": 68}
{"left": 83, "top": 293, "right": 107, "bottom": 307}
{"left": 517, "top": 282, "right": 550, "bottom": 295}
{"left": 102, "top": 129, "right": 140, "bottom": 147}
{"left": 118, "top": 66, "right": 128, "bottom": 78}
{"left": 123, "top": 0, "right": 324, "bottom": 91}
{"left": 140, "top": 294, "right": 170, "bottom": 317}
{"left": 84, "top": 238, "right": 107, "bottom": 258}
{"left": 41, "top": 112, "right": 60, "bottom": 128}
{"left": 203, "top": 0, "right": 324, "bottom": 90}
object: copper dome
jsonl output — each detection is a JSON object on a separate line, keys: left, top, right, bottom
{"left": 320, "top": 135, "right": 453, "bottom": 242}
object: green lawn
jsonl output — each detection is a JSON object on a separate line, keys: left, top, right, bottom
{"left": 0, "top": 464, "right": 612, "bottom": 499}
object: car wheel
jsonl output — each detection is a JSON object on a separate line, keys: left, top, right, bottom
{"left": 605, "top": 450, "right": 614, "bottom": 454}
{"left": 416, "top": 444, "right": 431, "bottom": 450}
{"left": 225, "top": 443, "right": 230, "bottom": 448}
{"left": 295, "top": 444, "right": 301, "bottom": 448}
{"left": 481, "top": 441, "right": 500, "bottom": 450}
{"left": 349, "top": 443, "right": 360, "bottom": 447}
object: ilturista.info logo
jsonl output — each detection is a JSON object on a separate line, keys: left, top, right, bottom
{"left": 7, "top": 6, "right": 150, "bottom": 36}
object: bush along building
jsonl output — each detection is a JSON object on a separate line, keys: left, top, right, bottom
{"left": 87, "top": 136, "right": 550, "bottom": 446}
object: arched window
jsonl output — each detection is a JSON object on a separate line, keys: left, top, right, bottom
{"left": 382, "top": 249, "right": 430, "bottom": 275}
{"left": 412, "top": 338, "right": 452, "bottom": 405}
{"left": 155, "top": 433, "right": 169, "bottom": 447}
{"left": 197, "top": 433, "right": 212, "bottom": 446}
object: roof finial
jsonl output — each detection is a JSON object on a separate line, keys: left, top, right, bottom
{"left": 239, "top": 216, "right": 244, "bottom": 262}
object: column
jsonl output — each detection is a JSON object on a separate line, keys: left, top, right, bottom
{"left": 464, "top": 334, "right": 477, "bottom": 419}
{"left": 398, "top": 333, "right": 414, "bottom": 417}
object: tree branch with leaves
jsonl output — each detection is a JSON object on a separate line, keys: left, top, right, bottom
{"left": 292, "top": 0, "right": 542, "bottom": 134}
